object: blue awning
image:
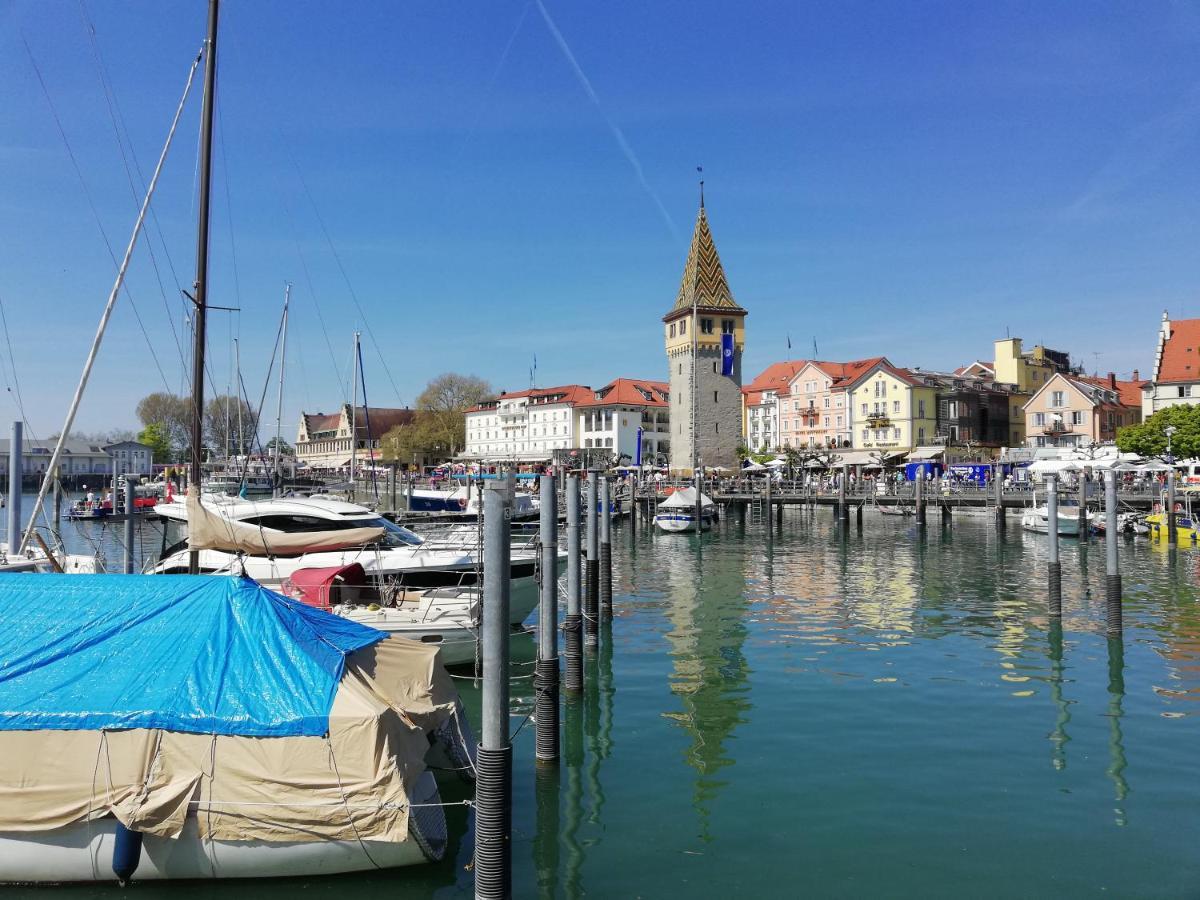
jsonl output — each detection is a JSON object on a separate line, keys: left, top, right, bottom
{"left": 0, "top": 574, "right": 384, "bottom": 738}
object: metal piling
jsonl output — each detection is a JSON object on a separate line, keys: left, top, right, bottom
{"left": 535, "top": 475, "right": 559, "bottom": 763}
{"left": 1046, "top": 474, "right": 1062, "bottom": 617}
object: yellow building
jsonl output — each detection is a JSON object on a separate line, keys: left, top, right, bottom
{"left": 844, "top": 362, "right": 938, "bottom": 452}
{"left": 991, "top": 338, "right": 1072, "bottom": 446}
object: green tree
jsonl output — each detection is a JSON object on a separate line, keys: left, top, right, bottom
{"left": 1116, "top": 404, "right": 1200, "bottom": 460}
{"left": 264, "top": 436, "right": 294, "bottom": 456}
{"left": 414, "top": 373, "right": 493, "bottom": 456}
{"left": 135, "top": 392, "right": 190, "bottom": 460}
{"left": 379, "top": 416, "right": 441, "bottom": 466}
{"left": 137, "top": 423, "right": 172, "bottom": 463}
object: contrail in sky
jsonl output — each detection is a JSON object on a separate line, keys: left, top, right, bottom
{"left": 534, "top": 0, "right": 680, "bottom": 242}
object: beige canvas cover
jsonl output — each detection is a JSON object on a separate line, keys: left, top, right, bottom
{"left": 186, "top": 487, "right": 385, "bottom": 556}
{"left": 0, "top": 637, "right": 458, "bottom": 844}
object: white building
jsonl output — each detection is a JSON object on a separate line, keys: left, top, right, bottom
{"left": 1142, "top": 311, "right": 1198, "bottom": 417}
{"left": 0, "top": 439, "right": 112, "bottom": 478}
{"left": 296, "top": 405, "right": 416, "bottom": 470}
{"left": 575, "top": 378, "right": 670, "bottom": 465}
{"left": 104, "top": 440, "right": 154, "bottom": 476}
{"left": 464, "top": 385, "right": 592, "bottom": 462}
{"left": 464, "top": 379, "right": 671, "bottom": 464}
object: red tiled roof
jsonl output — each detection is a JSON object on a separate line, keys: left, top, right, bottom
{"left": 1070, "top": 376, "right": 1145, "bottom": 410}
{"left": 1157, "top": 318, "right": 1200, "bottom": 384}
{"left": 350, "top": 407, "right": 416, "bottom": 440}
{"left": 742, "top": 360, "right": 809, "bottom": 406}
{"left": 467, "top": 384, "right": 595, "bottom": 413}
{"left": 954, "top": 360, "right": 994, "bottom": 376}
{"left": 789, "top": 357, "right": 890, "bottom": 395}
{"left": 302, "top": 413, "right": 340, "bottom": 435}
{"left": 577, "top": 378, "right": 669, "bottom": 408}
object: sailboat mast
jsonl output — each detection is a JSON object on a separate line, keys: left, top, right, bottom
{"left": 273, "top": 283, "right": 290, "bottom": 491}
{"left": 188, "top": 0, "right": 219, "bottom": 574}
{"left": 350, "top": 331, "right": 360, "bottom": 490}
{"left": 234, "top": 337, "right": 242, "bottom": 460}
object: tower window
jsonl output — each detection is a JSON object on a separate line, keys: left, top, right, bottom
{"left": 680, "top": 319, "right": 687, "bottom": 335}
{"left": 678, "top": 363, "right": 682, "bottom": 375}
{"left": 715, "top": 422, "right": 719, "bottom": 433}
{"left": 700, "top": 318, "right": 714, "bottom": 334}
{"left": 669, "top": 323, "right": 676, "bottom": 338}
{"left": 712, "top": 361, "right": 717, "bottom": 373}
{"left": 713, "top": 391, "right": 718, "bottom": 402}
{"left": 722, "top": 319, "right": 734, "bottom": 334}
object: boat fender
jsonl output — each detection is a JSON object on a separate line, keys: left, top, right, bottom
{"left": 112, "top": 822, "right": 143, "bottom": 885}
{"left": 458, "top": 498, "right": 468, "bottom": 510}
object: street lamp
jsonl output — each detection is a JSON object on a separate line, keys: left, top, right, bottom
{"left": 1165, "top": 424, "right": 1177, "bottom": 464}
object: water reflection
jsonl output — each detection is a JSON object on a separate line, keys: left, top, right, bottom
{"left": 1046, "top": 622, "right": 1071, "bottom": 771}
{"left": 1106, "top": 637, "right": 1129, "bottom": 827}
{"left": 661, "top": 541, "right": 752, "bottom": 840}
{"left": 561, "top": 697, "right": 585, "bottom": 898}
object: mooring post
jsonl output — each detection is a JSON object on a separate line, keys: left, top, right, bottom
{"left": 7, "top": 421, "right": 21, "bottom": 556}
{"left": 1046, "top": 474, "right": 1062, "bottom": 617}
{"left": 123, "top": 475, "right": 139, "bottom": 574}
{"left": 584, "top": 470, "right": 599, "bottom": 649}
{"left": 475, "top": 481, "right": 512, "bottom": 900}
{"left": 694, "top": 468, "right": 703, "bottom": 534}
{"left": 599, "top": 475, "right": 612, "bottom": 617}
{"left": 1078, "top": 473, "right": 1089, "bottom": 540}
{"left": 994, "top": 462, "right": 1005, "bottom": 527}
{"left": 915, "top": 474, "right": 926, "bottom": 528}
{"left": 535, "top": 474, "right": 560, "bottom": 763}
{"left": 1166, "top": 470, "right": 1178, "bottom": 550}
{"left": 856, "top": 496, "right": 863, "bottom": 530}
{"left": 839, "top": 465, "right": 849, "bottom": 521}
{"left": 765, "top": 474, "right": 773, "bottom": 528}
{"left": 1104, "top": 469, "right": 1122, "bottom": 636}
{"left": 564, "top": 475, "right": 583, "bottom": 693}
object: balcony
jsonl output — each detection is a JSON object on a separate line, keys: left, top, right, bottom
{"left": 1041, "top": 419, "right": 1067, "bottom": 435}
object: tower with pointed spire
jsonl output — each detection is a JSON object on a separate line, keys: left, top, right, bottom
{"left": 663, "top": 197, "right": 747, "bottom": 474}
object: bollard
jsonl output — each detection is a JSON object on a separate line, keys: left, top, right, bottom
{"left": 1046, "top": 474, "right": 1062, "bottom": 617}
{"left": 7, "top": 421, "right": 22, "bottom": 555}
{"left": 584, "top": 470, "right": 599, "bottom": 649}
{"left": 994, "top": 464, "right": 1006, "bottom": 527}
{"left": 123, "top": 476, "right": 139, "bottom": 574}
{"left": 535, "top": 475, "right": 560, "bottom": 763}
{"left": 1078, "top": 475, "right": 1088, "bottom": 540}
{"left": 1166, "top": 470, "right": 1178, "bottom": 550}
{"left": 915, "top": 475, "right": 926, "bottom": 527}
{"left": 564, "top": 475, "right": 583, "bottom": 693}
{"left": 1104, "top": 470, "right": 1122, "bottom": 636}
{"left": 599, "top": 476, "right": 612, "bottom": 617}
{"left": 475, "top": 482, "right": 512, "bottom": 900}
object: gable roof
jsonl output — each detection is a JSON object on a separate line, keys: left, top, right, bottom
{"left": 955, "top": 361, "right": 995, "bottom": 377}
{"left": 349, "top": 407, "right": 416, "bottom": 439}
{"left": 468, "top": 384, "right": 594, "bottom": 413}
{"left": 1156, "top": 317, "right": 1200, "bottom": 384}
{"left": 666, "top": 205, "right": 745, "bottom": 317}
{"left": 823, "top": 358, "right": 917, "bottom": 392}
{"left": 578, "top": 378, "right": 669, "bottom": 408}
{"left": 743, "top": 360, "right": 809, "bottom": 405}
{"left": 1025, "top": 372, "right": 1141, "bottom": 412}
{"left": 787, "top": 357, "right": 889, "bottom": 393}
{"left": 302, "top": 412, "right": 340, "bottom": 435}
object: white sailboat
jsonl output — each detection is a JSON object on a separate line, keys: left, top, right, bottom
{"left": 655, "top": 486, "right": 715, "bottom": 533}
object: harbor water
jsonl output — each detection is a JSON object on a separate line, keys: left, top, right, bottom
{"left": 9, "top": 502, "right": 1200, "bottom": 897}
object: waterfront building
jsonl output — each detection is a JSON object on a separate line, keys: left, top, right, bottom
{"left": 463, "top": 385, "right": 590, "bottom": 463}
{"left": 1022, "top": 372, "right": 1143, "bottom": 449}
{"left": 844, "top": 361, "right": 939, "bottom": 453}
{"left": 1141, "top": 311, "right": 1199, "bottom": 417}
{"left": 575, "top": 378, "right": 671, "bottom": 465}
{"left": 295, "top": 405, "right": 415, "bottom": 470}
{"left": 990, "top": 337, "right": 1072, "bottom": 445}
{"left": 742, "top": 361, "right": 808, "bottom": 452}
{"left": 0, "top": 439, "right": 112, "bottom": 478}
{"left": 104, "top": 440, "right": 154, "bottom": 476}
{"left": 779, "top": 358, "right": 885, "bottom": 450}
{"left": 664, "top": 198, "right": 747, "bottom": 473}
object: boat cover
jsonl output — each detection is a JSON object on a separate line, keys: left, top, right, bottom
{"left": 658, "top": 486, "right": 714, "bottom": 509}
{"left": 186, "top": 486, "right": 386, "bottom": 555}
{"left": 0, "top": 575, "right": 460, "bottom": 843}
{"left": 0, "top": 574, "right": 380, "bottom": 737}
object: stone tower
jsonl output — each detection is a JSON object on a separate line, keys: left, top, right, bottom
{"left": 663, "top": 199, "right": 747, "bottom": 474}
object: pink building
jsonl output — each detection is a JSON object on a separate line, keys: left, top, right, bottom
{"left": 1023, "top": 372, "right": 1144, "bottom": 449}
{"left": 779, "top": 358, "right": 886, "bottom": 449}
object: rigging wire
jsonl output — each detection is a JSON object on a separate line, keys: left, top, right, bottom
{"left": 76, "top": 0, "right": 187, "bottom": 372}
{"left": 290, "top": 158, "right": 405, "bottom": 405}
{"left": 21, "top": 36, "right": 175, "bottom": 393}
{"left": 282, "top": 196, "right": 343, "bottom": 389}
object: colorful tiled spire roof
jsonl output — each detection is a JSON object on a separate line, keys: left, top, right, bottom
{"left": 669, "top": 205, "right": 745, "bottom": 314}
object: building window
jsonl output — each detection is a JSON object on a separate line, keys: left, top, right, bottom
{"left": 700, "top": 318, "right": 714, "bottom": 334}
{"left": 713, "top": 391, "right": 718, "bottom": 403}
{"left": 669, "top": 323, "right": 676, "bottom": 338}
{"left": 1180, "top": 386, "right": 1192, "bottom": 398}
{"left": 721, "top": 319, "right": 734, "bottom": 334}
{"left": 680, "top": 319, "right": 687, "bottom": 335}
{"left": 918, "top": 427, "right": 925, "bottom": 443}
{"left": 1051, "top": 391, "right": 1065, "bottom": 407}
{"left": 874, "top": 380, "right": 885, "bottom": 397}
{"left": 715, "top": 423, "right": 719, "bottom": 434}
{"left": 917, "top": 400, "right": 926, "bottom": 418}
{"left": 1071, "top": 411, "right": 1084, "bottom": 425}
{"left": 893, "top": 428, "right": 900, "bottom": 440}
{"left": 679, "top": 363, "right": 682, "bottom": 375}
{"left": 1033, "top": 412, "right": 1045, "bottom": 426}
{"left": 892, "top": 400, "right": 900, "bottom": 413}
{"left": 836, "top": 416, "right": 843, "bottom": 427}
{"left": 861, "top": 403, "right": 868, "bottom": 415}
{"left": 823, "top": 398, "right": 830, "bottom": 408}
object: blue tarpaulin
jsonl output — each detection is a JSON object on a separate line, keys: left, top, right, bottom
{"left": 0, "top": 574, "right": 384, "bottom": 738}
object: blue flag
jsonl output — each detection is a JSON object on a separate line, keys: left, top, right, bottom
{"left": 636, "top": 427, "right": 644, "bottom": 466}
{"left": 721, "top": 333, "right": 734, "bottom": 376}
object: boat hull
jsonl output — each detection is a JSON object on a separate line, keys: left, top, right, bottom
{"left": 654, "top": 513, "right": 712, "bottom": 533}
{"left": 1021, "top": 511, "right": 1084, "bottom": 536}
{"left": 0, "top": 771, "right": 444, "bottom": 882}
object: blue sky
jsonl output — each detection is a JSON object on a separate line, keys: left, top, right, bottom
{"left": 2, "top": 1, "right": 1198, "bottom": 438}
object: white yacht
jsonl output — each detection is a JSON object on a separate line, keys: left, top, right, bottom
{"left": 148, "top": 494, "right": 546, "bottom": 621}
{"left": 655, "top": 487, "right": 716, "bottom": 533}
{"left": 1021, "top": 505, "right": 1091, "bottom": 536}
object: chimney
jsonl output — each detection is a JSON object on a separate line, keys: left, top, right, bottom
{"left": 1132, "top": 369, "right": 1140, "bottom": 381}
{"left": 1108, "top": 372, "right": 1116, "bottom": 389}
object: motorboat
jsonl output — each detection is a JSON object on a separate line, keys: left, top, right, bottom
{"left": 655, "top": 487, "right": 715, "bottom": 533}
{"left": 147, "top": 491, "right": 549, "bottom": 623}
{"left": 1147, "top": 491, "right": 1199, "bottom": 546}
{"left": 281, "top": 563, "right": 534, "bottom": 668}
{"left": 0, "top": 574, "right": 475, "bottom": 882}
{"left": 407, "top": 485, "right": 539, "bottom": 520}
{"left": 1021, "top": 505, "right": 1091, "bottom": 536}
